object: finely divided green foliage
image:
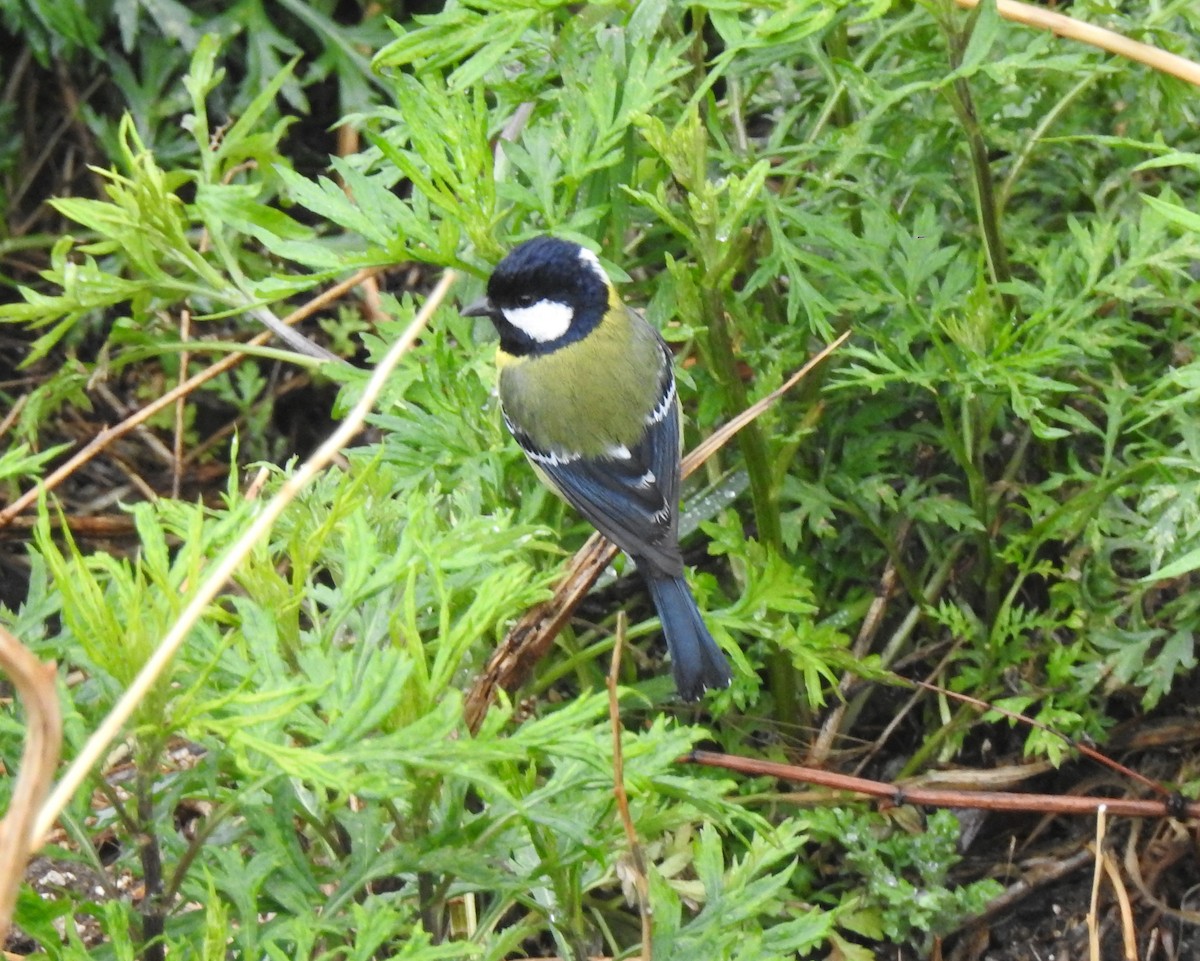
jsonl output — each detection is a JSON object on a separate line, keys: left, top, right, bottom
{"left": 2, "top": 0, "right": 1200, "bottom": 956}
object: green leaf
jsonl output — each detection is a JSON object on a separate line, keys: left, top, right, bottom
{"left": 1142, "top": 191, "right": 1200, "bottom": 233}
{"left": 195, "top": 182, "right": 314, "bottom": 244}
{"left": 1143, "top": 547, "right": 1200, "bottom": 582}
{"left": 957, "top": 0, "right": 1003, "bottom": 75}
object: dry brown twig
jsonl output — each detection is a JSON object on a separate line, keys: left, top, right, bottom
{"left": 0, "top": 266, "right": 386, "bottom": 530}
{"left": 463, "top": 330, "right": 853, "bottom": 731}
{"left": 607, "top": 614, "right": 652, "bottom": 961}
{"left": 954, "top": 845, "right": 1096, "bottom": 937}
{"left": 28, "top": 271, "right": 456, "bottom": 849}
{"left": 846, "top": 636, "right": 965, "bottom": 777}
{"left": 0, "top": 626, "right": 63, "bottom": 942}
{"left": 0, "top": 513, "right": 139, "bottom": 539}
{"left": 172, "top": 309, "right": 191, "bottom": 499}
{"left": 0, "top": 396, "right": 27, "bottom": 444}
{"left": 807, "top": 520, "right": 908, "bottom": 766}
{"left": 687, "top": 750, "right": 1200, "bottom": 820}
{"left": 912, "top": 678, "right": 1169, "bottom": 796}
{"left": 1122, "top": 819, "right": 1200, "bottom": 927}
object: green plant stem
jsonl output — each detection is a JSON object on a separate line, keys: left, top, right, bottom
{"left": 699, "top": 289, "right": 781, "bottom": 551}
{"left": 417, "top": 872, "right": 442, "bottom": 942}
{"left": 822, "top": 22, "right": 865, "bottom": 238}
{"left": 952, "top": 76, "right": 1012, "bottom": 298}
{"left": 699, "top": 287, "right": 799, "bottom": 719}
{"left": 897, "top": 701, "right": 975, "bottom": 778}
{"left": 687, "top": 6, "right": 710, "bottom": 96}
{"left": 163, "top": 781, "right": 266, "bottom": 905}
{"left": 824, "top": 22, "right": 853, "bottom": 131}
{"left": 136, "top": 764, "right": 167, "bottom": 961}
{"left": 939, "top": 9, "right": 1014, "bottom": 312}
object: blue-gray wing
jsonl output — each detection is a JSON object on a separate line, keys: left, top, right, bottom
{"left": 639, "top": 340, "right": 681, "bottom": 535}
{"left": 507, "top": 349, "right": 684, "bottom": 578}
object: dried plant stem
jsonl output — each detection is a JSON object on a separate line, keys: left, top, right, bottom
{"left": 1102, "top": 848, "right": 1137, "bottom": 961}
{"left": 607, "top": 614, "right": 651, "bottom": 961}
{"left": 682, "top": 331, "right": 851, "bottom": 474}
{"left": 172, "top": 309, "right": 191, "bottom": 499}
{"left": 1086, "top": 805, "right": 1108, "bottom": 961}
{"left": 848, "top": 639, "right": 964, "bottom": 779}
{"left": 911, "top": 679, "right": 1168, "bottom": 795}
{"left": 950, "top": 846, "right": 1095, "bottom": 934}
{"left": 954, "top": 0, "right": 1200, "bottom": 87}
{"left": 807, "top": 522, "right": 907, "bottom": 766}
{"left": 688, "top": 752, "right": 1200, "bottom": 819}
{"left": 0, "top": 626, "right": 63, "bottom": 941}
{"left": 30, "top": 271, "right": 455, "bottom": 847}
{"left": 0, "top": 394, "right": 25, "bottom": 441}
{"left": 0, "top": 266, "right": 385, "bottom": 529}
{"left": 1121, "top": 821, "right": 1200, "bottom": 925}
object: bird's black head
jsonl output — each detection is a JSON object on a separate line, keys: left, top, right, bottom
{"left": 462, "top": 236, "right": 611, "bottom": 357}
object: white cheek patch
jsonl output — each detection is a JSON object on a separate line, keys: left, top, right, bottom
{"left": 502, "top": 300, "right": 574, "bottom": 342}
{"left": 578, "top": 247, "right": 609, "bottom": 282}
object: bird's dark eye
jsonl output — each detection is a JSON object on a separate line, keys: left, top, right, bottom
{"left": 515, "top": 294, "right": 536, "bottom": 308}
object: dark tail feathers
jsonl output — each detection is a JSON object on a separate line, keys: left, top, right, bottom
{"left": 645, "top": 575, "right": 732, "bottom": 700}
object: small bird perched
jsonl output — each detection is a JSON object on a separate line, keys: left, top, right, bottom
{"left": 462, "top": 236, "right": 733, "bottom": 700}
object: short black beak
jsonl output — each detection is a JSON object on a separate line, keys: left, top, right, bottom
{"left": 461, "top": 296, "right": 495, "bottom": 319}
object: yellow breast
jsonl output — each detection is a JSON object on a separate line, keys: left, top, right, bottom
{"left": 497, "top": 305, "right": 665, "bottom": 457}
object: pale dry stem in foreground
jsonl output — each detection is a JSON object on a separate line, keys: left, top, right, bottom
{"left": 28, "top": 270, "right": 456, "bottom": 851}
{"left": 0, "top": 626, "right": 63, "bottom": 941}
